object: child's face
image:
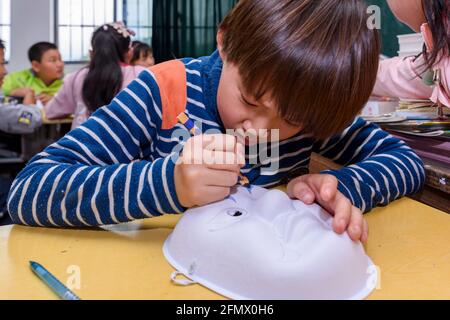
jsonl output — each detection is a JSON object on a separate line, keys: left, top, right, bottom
{"left": 387, "top": 0, "right": 425, "bottom": 32}
{"left": 0, "top": 49, "right": 7, "bottom": 88}
{"left": 217, "top": 59, "right": 302, "bottom": 144}
{"left": 135, "top": 52, "right": 155, "bottom": 68}
{"left": 31, "top": 49, "right": 65, "bottom": 82}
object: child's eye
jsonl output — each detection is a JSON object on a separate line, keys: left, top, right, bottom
{"left": 285, "top": 118, "right": 301, "bottom": 127}
{"left": 241, "top": 94, "right": 258, "bottom": 108}
{"left": 286, "top": 121, "right": 297, "bottom": 127}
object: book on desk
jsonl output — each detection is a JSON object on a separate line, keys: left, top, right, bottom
{"left": 362, "top": 99, "right": 450, "bottom": 212}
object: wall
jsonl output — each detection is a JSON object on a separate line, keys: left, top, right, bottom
{"left": 8, "top": 0, "right": 83, "bottom": 74}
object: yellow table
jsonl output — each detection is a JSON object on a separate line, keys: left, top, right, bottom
{"left": 1, "top": 196, "right": 449, "bottom": 300}
{"left": 40, "top": 110, "right": 74, "bottom": 125}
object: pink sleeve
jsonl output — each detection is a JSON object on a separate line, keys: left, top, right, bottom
{"left": 44, "top": 72, "right": 79, "bottom": 120}
{"left": 373, "top": 56, "right": 433, "bottom": 99}
{"left": 121, "top": 66, "right": 146, "bottom": 88}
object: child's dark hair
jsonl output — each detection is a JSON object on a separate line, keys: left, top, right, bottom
{"left": 220, "top": 0, "right": 380, "bottom": 139}
{"left": 82, "top": 24, "right": 131, "bottom": 114}
{"left": 131, "top": 41, "right": 153, "bottom": 64}
{"left": 0, "top": 39, "right": 5, "bottom": 50}
{"left": 28, "top": 42, "right": 58, "bottom": 63}
{"left": 422, "top": 0, "right": 450, "bottom": 69}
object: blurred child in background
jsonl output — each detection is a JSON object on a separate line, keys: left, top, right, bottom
{"left": 374, "top": 0, "right": 450, "bottom": 111}
{"left": 1, "top": 42, "right": 64, "bottom": 106}
{"left": 0, "top": 39, "right": 42, "bottom": 223}
{"left": 44, "top": 22, "right": 145, "bottom": 129}
{"left": 131, "top": 40, "right": 155, "bottom": 68}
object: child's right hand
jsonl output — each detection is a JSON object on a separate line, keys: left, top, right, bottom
{"left": 23, "top": 89, "right": 36, "bottom": 105}
{"left": 11, "top": 88, "right": 35, "bottom": 98}
{"left": 174, "top": 134, "right": 245, "bottom": 208}
{"left": 36, "top": 93, "right": 53, "bottom": 106}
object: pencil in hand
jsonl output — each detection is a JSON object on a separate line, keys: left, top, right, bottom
{"left": 177, "top": 112, "right": 250, "bottom": 186}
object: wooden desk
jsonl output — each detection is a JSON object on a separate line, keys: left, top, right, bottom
{"left": 310, "top": 153, "right": 450, "bottom": 214}
{"left": 0, "top": 196, "right": 449, "bottom": 300}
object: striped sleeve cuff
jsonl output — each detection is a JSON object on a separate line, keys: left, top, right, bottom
{"left": 150, "top": 153, "right": 186, "bottom": 215}
{"left": 321, "top": 169, "right": 377, "bottom": 213}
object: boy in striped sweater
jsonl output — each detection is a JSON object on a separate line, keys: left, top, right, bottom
{"left": 7, "top": 0, "right": 425, "bottom": 244}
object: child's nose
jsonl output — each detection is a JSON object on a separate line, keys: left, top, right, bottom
{"left": 243, "top": 118, "right": 272, "bottom": 132}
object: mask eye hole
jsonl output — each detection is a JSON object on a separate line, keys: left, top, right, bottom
{"left": 227, "top": 209, "right": 246, "bottom": 217}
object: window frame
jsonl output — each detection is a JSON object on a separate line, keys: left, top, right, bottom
{"left": 54, "top": 0, "right": 120, "bottom": 64}
{"left": 122, "top": 0, "right": 153, "bottom": 45}
{"left": 0, "top": 0, "right": 11, "bottom": 62}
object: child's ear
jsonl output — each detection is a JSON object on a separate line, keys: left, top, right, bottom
{"left": 31, "top": 61, "right": 41, "bottom": 74}
{"left": 125, "top": 47, "right": 134, "bottom": 64}
{"left": 387, "top": 0, "right": 426, "bottom": 32}
{"left": 217, "top": 29, "right": 226, "bottom": 61}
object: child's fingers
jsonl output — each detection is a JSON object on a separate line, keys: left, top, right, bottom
{"left": 207, "top": 162, "right": 242, "bottom": 173}
{"left": 318, "top": 175, "right": 339, "bottom": 202}
{"left": 347, "top": 206, "right": 363, "bottom": 241}
{"left": 204, "top": 169, "right": 239, "bottom": 187}
{"left": 198, "top": 186, "right": 232, "bottom": 206}
{"left": 235, "top": 140, "right": 246, "bottom": 166}
{"left": 332, "top": 195, "right": 352, "bottom": 234}
{"left": 203, "top": 134, "right": 237, "bottom": 152}
{"left": 361, "top": 219, "right": 369, "bottom": 243}
{"left": 287, "top": 179, "right": 316, "bottom": 204}
{"left": 203, "top": 150, "right": 244, "bottom": 169}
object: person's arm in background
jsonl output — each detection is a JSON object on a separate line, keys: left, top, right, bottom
{"left": 44, "top": 72, "right": 78, "bottom": 119}
{"left": 7, "top": 69, "right": 185, "bottom": 228}
{"left": 373, "top": 55, "right": 433, "bottom": 99}
{"left": 22, "top": 89, "right": 36, "bottom": 105}
{"left": 374, "top": 0, "right": 434, "bottom": 100}
{"left": 1, "top": 72, "right": 23, "bottom": 97}
{"left": 311, "top": 117, "right": 425, "bottom": 213}
{"left": 36, "top": 93, "right": 53, "bottom": 106}
{"left": 0, "top": 103, "right": 42, "bottom": 134}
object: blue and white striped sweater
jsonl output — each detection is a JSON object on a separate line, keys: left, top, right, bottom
{"left": 7, "top": 51, "right": 425, "bottom": 227}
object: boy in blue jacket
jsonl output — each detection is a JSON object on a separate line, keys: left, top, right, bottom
{"left": 8, "top": 0, "right": 425, "bottom": 244}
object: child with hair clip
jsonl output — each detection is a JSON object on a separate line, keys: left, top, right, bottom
{"left": 44, "top": 22, "right": 145, "bottom": 129}
{"left": 374, "top": 0, "right": 450, "bottom": 115}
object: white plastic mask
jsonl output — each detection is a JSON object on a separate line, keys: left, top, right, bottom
{"left": 163, "top": 186, "right": 378, "bottom": 300}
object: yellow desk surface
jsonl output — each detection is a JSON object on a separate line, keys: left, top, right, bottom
{"left": 40, "top": 110, "right": 74, "bottom": 125}
{"left": 1, "top": 196, "right": 449, "bottom": 300}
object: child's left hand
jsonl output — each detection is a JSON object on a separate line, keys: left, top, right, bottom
{"left": 287, "top": 174, "right": 368, "bottom": 243}
{"left": 36, "top": 93, "right": 53, "bottom": 106}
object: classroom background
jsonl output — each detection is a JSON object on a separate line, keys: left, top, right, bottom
{"left": 0, "top": 0, "right": 449, "bottom": 301}
{"left": 1, "top": 0, "right": 449, "bottom": 220}
{"left": 0, "top": 0, "right": 412, "bottom": 72}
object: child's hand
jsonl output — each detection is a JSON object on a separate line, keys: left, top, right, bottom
{"left": 36, "top": 93, "right": 53, "bottom": 106}
{"left": 175, "top": 134, "right": 245, "bottom": 208}
{"left": 287, "top": 174, "right": 369, "bottom": 243}
{"left": 11, "top": 88, "right": 34, "bottom": 98}
{"left": 23, "top": 90, "right": 36, "bottom": 105}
